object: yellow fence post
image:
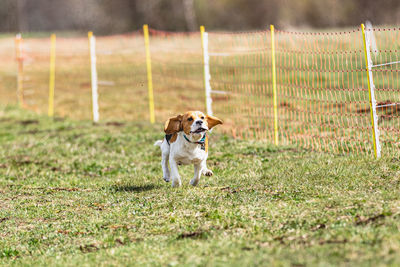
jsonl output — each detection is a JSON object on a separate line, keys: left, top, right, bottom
{"left": 143, "top": 24, "right": 155, "bottom": 124}
{"left": 15, "top": 34, "right": 24, "bottom": 107}
{"left": 270, "top": 25, "right": 278, "bottom": 145}
{"left": 361, "top": 23, "right": 381, "bottom": 158}
{"left": 48, "top": 34, "right": 56, "bottom": 117}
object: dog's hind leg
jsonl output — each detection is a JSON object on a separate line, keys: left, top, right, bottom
{"left": 160, "top": 141, "right": 170, "bottom": 182}
{"left": 161, "top": 152, "right": 170, "bottom": 182}
{"left": 169, "top": 158, "right": 181, "bottom": 187}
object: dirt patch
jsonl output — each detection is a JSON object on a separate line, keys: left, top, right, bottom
{"left": 357, "top": 100, "right": 400, "bottom": 120}
{"left": 50, "top": 187, "right": 93, "bottom": 192}
{"left": 355, "top": 213, "right": 387, "bottom": 225}
{"left": 357, "top": 100, "right": 391, "bottom": 113}
{"left": 177, "top": 231, "right": 207, "bottom": 239}
{"left": 57, "top": 230, "right": 87, "bottom": 236}
{"left": 50, "top": 166, "right": 61, "bottom": 172}
{"left": 28, "top": 187, "right": 94, "bottom": 192}
{"left": 111, "top": 184, "right": 158, "bottom": 193}
{"left": 280, "top": 101, "right": 296, "bottom": 110}
{"left": 7, "top": 156, "right": 64, "bottom": 173}
{"left": 80, "top": 82, "right": 91, "bottom": 88}
{"left": 240, "top": 147, "right": 301, "bottom": 156}
{"left": 311, "top": 223, "right": 326, "bottom": 231}
{"left": 0, "top": 217, "right": 9, "bottom": 223}
{"left": 53, "top": 117, "right": 65, "bottom": 122}
{"left": 51, "top": 187, "right": 81, "bottom": 192}
{"left": 18, "top": 119, "right": 39, "bottom": 125}
{"left": 213, "top": 94, "right": 230, "bottom": 101}
{"left": 19, "top": 126, "right": 74, "bottom": 135}
{"left": 220, "top": 186, "right": 238, "bottom": 193}
{"left": 80, "top": 242, "right": 102, "bottom": 253}
{"left": 90, "top": 202, "right": 106, "bottom": 211}
{"left": 325, "top": 102, "right": 352, "bottom": 112}
{"left": 318, "top": 239, "right": 348, "bottom": 245}
{"left": 20, "top": 129, "right": 41, "bottom": 134}
{"left": 0, "top": 117, "right": 12, "bottom": 123}
{"left": 101, "top": 224, "right": 133, "bottom": 230}
{"left": 9, "top": 156, "right": 36, "bottom": 165}
{"left": 180, "top": 94, "right": 191, "bottom": 101}
{"left": 274, "top": 233, "right": 347, "bottom": 246}
{"left": 106, "top": 121, "right": 125, "bottom": 127}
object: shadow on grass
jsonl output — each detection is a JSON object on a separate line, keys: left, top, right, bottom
{"left": 177, "top": 230, "right": 208, "bottom": 240}
{"left": 111, "top": 184, "right": 160, "bottom": 193}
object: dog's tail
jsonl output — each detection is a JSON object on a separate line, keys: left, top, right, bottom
{"left": 154, "top": 140, "right": 163, "bottom": 147}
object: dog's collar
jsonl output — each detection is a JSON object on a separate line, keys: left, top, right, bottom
{"left": 183, "top": 133, "right": 206, "bottom": 144}
{"left": 165, "top": 133, "right": 206, "bottom": 149}
{"left": 183, "top": 133, "right": 206, "bottom": 151}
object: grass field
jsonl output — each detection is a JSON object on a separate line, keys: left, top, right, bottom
{"left": 1, "top": 105, "right": 400, "bottom": 266}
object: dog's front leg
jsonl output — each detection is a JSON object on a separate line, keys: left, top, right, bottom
{"left": 201, "top": 160, "right": 213, "bottom": 176}
{"left": 169, "top": 158, "right": 181, "bottom": 187}
{"left": 190, "top": 163, "right": 202, "bottom": 186}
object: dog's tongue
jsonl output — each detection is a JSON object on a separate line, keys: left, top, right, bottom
{"left": 194, "top": 128, "right": 206, "bottom": 133}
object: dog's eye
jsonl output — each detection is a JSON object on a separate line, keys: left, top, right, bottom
{"left": 188, "top": 117, "right": 193, "bottom": 121}
{"left": 201, "top": 116, "right": 205, "bottom": 119}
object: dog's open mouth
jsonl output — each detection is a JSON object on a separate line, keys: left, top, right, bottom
{"left": 192, "top": 127, "right": 207, "bottom": 133}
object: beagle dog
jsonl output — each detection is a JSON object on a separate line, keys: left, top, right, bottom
{"left": 154, "top": 111, "right": 222, "bottom": 187}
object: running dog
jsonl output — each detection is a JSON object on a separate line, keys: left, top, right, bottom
{"left": 154, "top": 111, "right": 222, "bottom": 187}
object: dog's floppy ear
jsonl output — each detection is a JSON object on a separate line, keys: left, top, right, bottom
{"left": 206, "top": 115, "right": 223, "bottom": 129}
{"left": 164, "top": 114, "right": 183, "bottom": 134}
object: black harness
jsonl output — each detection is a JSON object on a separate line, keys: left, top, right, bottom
{"left": 165, "top": 134, "right": 173, "bottom": 145}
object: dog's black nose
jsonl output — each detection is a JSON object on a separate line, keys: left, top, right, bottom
{"left": 195, "top": 120, "right": 203, "bottom": 125}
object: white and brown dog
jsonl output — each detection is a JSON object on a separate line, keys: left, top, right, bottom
{"left": 154, "top": 111, "right": 222, "bottom": 187}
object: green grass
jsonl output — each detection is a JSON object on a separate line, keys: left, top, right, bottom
{"left": 1, "top": 105, "right": 400, "bottom": 266}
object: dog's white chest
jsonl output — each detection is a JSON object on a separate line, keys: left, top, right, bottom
{"left": 173, "top": 146, "right": 206, "bottom": 165}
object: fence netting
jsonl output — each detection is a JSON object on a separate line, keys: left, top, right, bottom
{"left": 149, "top": 29, "right": 204, "bottom": 121}
{"left": 273, "top": 29, "right": 372, "bottom": 154}
{"left": 11, "top": 36, "right": 92, "bottom": 119}
{"left": 18, "top": 37, "right": 52, "bottom": 114}
{"left": 208, "top": 30, "right": 274, "bottom": 141}
{"left": 2, "top": 26, "right": 399, "bottom": 156}
{"left": 54, "top": 37, "right": 91, "bottom": 119}
{"left": 96, "top": 31, "right": 148, "bottom": 121}
{"left": 0, "top": 37, "right": 17, "bottom": 107}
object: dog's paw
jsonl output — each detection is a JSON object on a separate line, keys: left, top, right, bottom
{"left": 163, "top": 177, "right": 170, "bottom": 182}
{"left": 203, "top": 169, "right": 213, "bottom": 176}
{"left": 190, "top": 178, "right": 199, "bottom": 186}
{"left": 171, "top": 179, "right": 181, "bottom": 187}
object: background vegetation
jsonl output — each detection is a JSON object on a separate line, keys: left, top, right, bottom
{"left": 1, "top": 0, "right": 400, "bottom": 33}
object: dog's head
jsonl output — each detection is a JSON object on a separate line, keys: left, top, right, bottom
{"left": 164, "top": 111, "right": 222, "bottom": 141}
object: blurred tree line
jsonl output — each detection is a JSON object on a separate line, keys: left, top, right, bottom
{"left": 0, "top": 0, "right": 399, "bottom": 33}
